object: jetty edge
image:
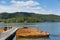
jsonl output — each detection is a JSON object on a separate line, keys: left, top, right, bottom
{"left": 16, "top": 27, "right": 49, "bottom": 38}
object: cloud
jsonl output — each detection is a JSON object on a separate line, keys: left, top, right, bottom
{"left": 11, "top": 0, "right": 40, "bottom": 7}
{"left": 0, "top": 0, "right": 55, "bottom": 15}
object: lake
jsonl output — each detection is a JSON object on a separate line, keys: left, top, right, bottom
{"left": 0, "top": 22, "right": 60, "bottom": 40}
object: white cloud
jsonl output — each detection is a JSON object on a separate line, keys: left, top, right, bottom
{"left": 0, "top": 0, "right": 55, "bottom": 15}
{"left": 11, "top": 0, "right": 40, "bottom": 7}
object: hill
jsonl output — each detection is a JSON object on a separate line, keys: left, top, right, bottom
{"left": 0, "top": 12, "right": 60, "bottom": 23}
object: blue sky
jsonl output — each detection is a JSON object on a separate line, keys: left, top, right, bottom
{"left": 0, "top": 0, "right": 60, "bottom": 15}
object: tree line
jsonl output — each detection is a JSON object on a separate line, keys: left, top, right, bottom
{"left": 0, "top": 12, "right": 60, "bottom": 23}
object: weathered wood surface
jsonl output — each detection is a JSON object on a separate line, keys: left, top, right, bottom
{"left": 16, "top": 27, "right": 49, "bottom": 38}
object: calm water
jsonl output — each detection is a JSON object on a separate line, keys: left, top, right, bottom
{"left": 0, "top": 22, "right": 60, "bottom": 40}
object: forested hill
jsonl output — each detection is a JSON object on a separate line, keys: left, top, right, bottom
{"left": 0, "top": 12, "right": 60, "bottom": 23}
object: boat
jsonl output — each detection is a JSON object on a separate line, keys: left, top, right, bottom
{"left": 16, "top": 27, "right": 49, "bottom": 38}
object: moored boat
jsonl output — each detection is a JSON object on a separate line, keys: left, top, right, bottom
{"left": 16, "top": 27, "right": 49, "bottom": 38}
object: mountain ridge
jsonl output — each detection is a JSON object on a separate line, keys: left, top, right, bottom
{"left": 0, "top": 12, "right": 60, "bottom": 23}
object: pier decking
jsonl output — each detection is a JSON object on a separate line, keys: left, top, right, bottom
{"left": 0, "top": 27, "right": 19, "bottom": 40}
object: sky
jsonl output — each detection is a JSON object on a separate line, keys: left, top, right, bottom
{"left": 0, "top": 0, "right": 60, "bottom": 15}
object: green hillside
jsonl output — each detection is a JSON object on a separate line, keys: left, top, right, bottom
{"left": 0, "top": 12, "right": 60, "bottom": 23}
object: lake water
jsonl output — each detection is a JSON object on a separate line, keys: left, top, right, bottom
{"left": 0, "top": 22, "right": 60, "bottom": 40}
